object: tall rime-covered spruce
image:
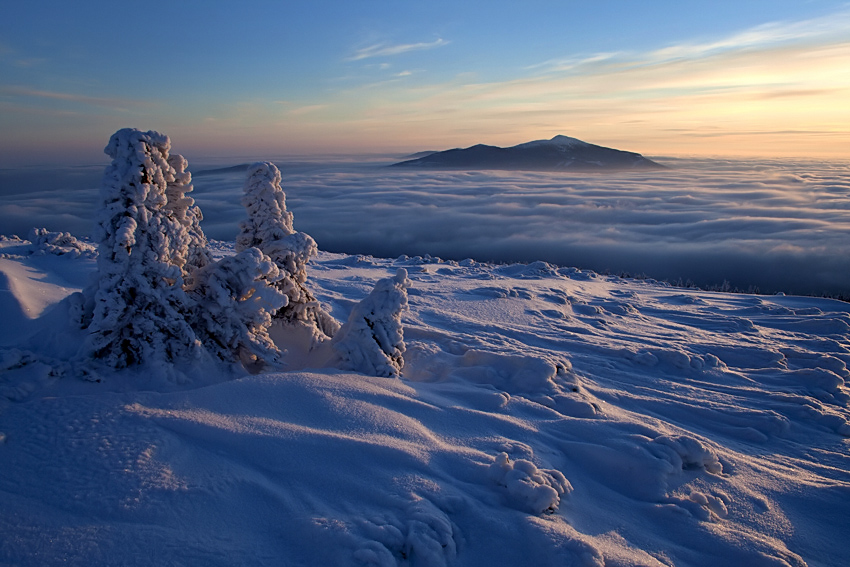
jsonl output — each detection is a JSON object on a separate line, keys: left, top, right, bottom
{"left": 236, "top": 162, "right": 340, "bottom": 341}
{"left": 80, "top": 128, "right": 201, "bottom": 367}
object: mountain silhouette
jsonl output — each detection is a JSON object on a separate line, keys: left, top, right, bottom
{"left": 392, "top": 135, "right": 664, "bottom": 171}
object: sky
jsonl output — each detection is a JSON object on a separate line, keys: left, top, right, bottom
{"left": 1, "top": 0, "right": 849, "bottom": 166}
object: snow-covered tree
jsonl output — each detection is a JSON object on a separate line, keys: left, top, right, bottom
{"left": 188, "top": 248, "right": 288, "bottom": 371}
{"left": 237, "top": 161, "right": 295, "bottom": 247}
{"left": 236, "top": 162, "right": 339, "bottom": 341}
{"left": 331, "top": 268, "right": 410, "bottom": 377}
{"left": 79, "top": 128, "right": 201, "bottom": 367}
{"left": 166, "top": 154, "right": 211, "bottom": 284}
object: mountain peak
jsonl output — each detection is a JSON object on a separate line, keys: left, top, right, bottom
{"left": 392, "top": 135, "right": 663, "bottom": 172}
{"left": 513, "top": 135, "right": 589, "bottom": 150}
{"left": 549, "top": 134, "right": 587, "bottom": 146}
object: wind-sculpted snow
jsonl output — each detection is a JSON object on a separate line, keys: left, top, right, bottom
{"left": 3, "top": 157, "right": 847, "bottom": 296}
{"left": 1, "top": 239, "right": 849, "bottom": 566}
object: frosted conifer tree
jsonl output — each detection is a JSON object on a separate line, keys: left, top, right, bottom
{"left": 188, "top": 248, "right": 287, "bottom": 370}
{"left": 236, "top": 162, "right": 339, "bottom": 341}
{"left": 331, "top": 268, "right": 410, "bottom": 377}
{"left": 80, "top": 128, "right": 201, "bottom": 368}
{"left": 166, "top": 154, "right": 211, "bottom": 283}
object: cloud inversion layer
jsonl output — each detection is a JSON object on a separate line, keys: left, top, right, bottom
{"left": 1, "top": 157, "right": 848, "bottom": 296}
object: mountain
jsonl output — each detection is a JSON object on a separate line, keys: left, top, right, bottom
{"left": 391, "top": 135, "right": 664, "bottom": 171}
{"left": 400, "top": 150, "right": 440, "bottom": 160}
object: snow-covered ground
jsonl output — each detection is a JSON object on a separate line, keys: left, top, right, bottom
{"left": 1, "top": 235, "right": 848, "bottom": 566}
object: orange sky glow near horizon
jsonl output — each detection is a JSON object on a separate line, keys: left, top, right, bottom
{"left": 1, "top": 2, "right": 848, "bottom": 165}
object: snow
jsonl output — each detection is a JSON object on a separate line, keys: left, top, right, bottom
{"left": 515, "top": 134, "right": 589, "bottom": 149}
{"left": 1, "top": 233, "right": 848, "bottom": 566}
{"left": 188, "top": 247, "right": 287, "bottom": 370}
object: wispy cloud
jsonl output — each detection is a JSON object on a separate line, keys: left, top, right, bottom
{"left": 0, "top": 85, "right": 146, "bottom": 110}
{"left": 526, "top": 52, "right": 621, "bottom": 73}
{"left": 287, "top": 104, "right": 328, "bottom": 116}
{"left": 347, "top": 38, "right": 449, "bottom": 61}
{"left": 531, "top": 9, "right": 850, "bottom": 74}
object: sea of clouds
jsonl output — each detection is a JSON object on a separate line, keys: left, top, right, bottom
{"left": 1, "top": 156, "right": 848, "bottom": 297}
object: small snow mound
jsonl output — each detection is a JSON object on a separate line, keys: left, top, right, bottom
{"left": 357, "top": 498, "right": 457, "bottom": 567}
{"left": 456, "top": 351, "right": 558, "bottom": 392}
{"left": 0, "top": 348, "right": 59, "bottom": 408}
{"left": 686, "top": 490, "right": 730, "bottom": 519}
{"left": 403, "top": 254, "right": 444, "bottom": 265}
{"left": 488, "top": 452, "right": 572, "bottom": 514}
{"left": 649, "top": 435, "right": 723, "bottom": 475}
{"left": 27, "top": 228, "right": 96, "bottom": 258}
{"left": 788, "top": 368, "right": 846, "bottom": 402}
{"left": 495, "top": 261, "right": 560, "bottom": 279}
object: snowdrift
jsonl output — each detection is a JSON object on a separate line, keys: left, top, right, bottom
{"left": 1, "top": 235, "right": 849, "bottom": 566}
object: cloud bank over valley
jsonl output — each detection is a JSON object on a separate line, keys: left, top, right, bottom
{"left": 1, "top": 157, "right": 848, "bottom": 297}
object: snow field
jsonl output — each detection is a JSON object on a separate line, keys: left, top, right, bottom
{"left": 1, "top": 237, "right": 849, "bottom": 566}
{"left": 0, "top": 234, "right": 850, "bottom": 566}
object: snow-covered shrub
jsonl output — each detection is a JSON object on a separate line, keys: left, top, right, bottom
{"left": 27, "top": 228, "right": 96, "bottom": 258}
{"left": 166, "top": 154, "right": 211, "bottom": 283}
{"left": 188, "top": 248, "right": 288, "bottom": 371}
{"left": 488, "top": 452, "right": 572, "bottom": 514}
{"left": 236, "top": 161, "right": 339, "bottom": 341}
{"left": 79, "top": 128, "right": 201, "bottom": 367}
{"left": 332, "top": 268, "right": 410, "bottom": 377}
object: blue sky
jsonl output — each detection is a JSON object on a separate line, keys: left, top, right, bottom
{"left": 1, "top": 0, "right": 849, "bottom": 165}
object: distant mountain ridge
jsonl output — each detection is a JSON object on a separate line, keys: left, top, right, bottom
{"left": 392, "top": 135, "right": 664, "bottom": 172}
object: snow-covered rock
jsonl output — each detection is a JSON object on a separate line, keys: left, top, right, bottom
{"left": 488, "top": 452, "right": 572, "bottom": 514}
